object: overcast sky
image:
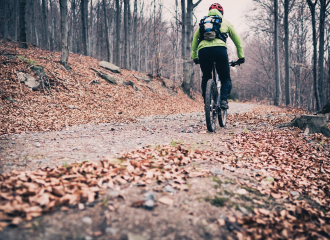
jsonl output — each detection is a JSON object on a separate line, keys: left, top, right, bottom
{"left": 193, "top": 0, "right": 255, "bottom": 32}
{"left": 163, "top": 0, "right": 255, "bottom": 32}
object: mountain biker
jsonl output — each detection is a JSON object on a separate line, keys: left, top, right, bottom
{"left": 191, "top": 3, "right": 245, "bottom": 109}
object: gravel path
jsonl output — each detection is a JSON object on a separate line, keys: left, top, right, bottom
{"left": 0, "top": 102, "right": 258, "bottom": 173}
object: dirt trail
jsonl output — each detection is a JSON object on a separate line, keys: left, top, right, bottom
{"left": 1, "top": 103, "right": 327, "bottom": 240}
{"left": 0, "top": 102, "right": 258, "bottom": 174}
{"left": 0, "top": 102, "right": 268, "bottom": 240}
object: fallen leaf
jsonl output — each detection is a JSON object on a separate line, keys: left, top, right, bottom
{"left": 158, "top": 197, "right": 173, "bottom": 206}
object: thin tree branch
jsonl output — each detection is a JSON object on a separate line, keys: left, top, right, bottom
{"left": 192, "top": 0, "right": 203, "bottom": 9}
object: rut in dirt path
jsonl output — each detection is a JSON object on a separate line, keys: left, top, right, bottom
{"left": 0, "top": 103, "right": 258, "bottom": 173}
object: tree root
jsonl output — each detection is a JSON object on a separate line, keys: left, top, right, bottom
{"left": 277, "top": 115, "right": 330, "bottom": 137}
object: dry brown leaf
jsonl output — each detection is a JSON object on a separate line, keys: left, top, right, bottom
{"left": 158, "top": 197, "right": 173, "bottom": 206}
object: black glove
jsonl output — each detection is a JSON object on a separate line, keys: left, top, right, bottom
{"left": 193, "top": 58, "right": 200, "bottom": 65}
{"left": 237, "top": 58, "right": 245, "bottom": 64}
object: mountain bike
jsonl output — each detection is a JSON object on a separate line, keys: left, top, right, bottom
{"left": 205, "top": 60, "right": 241, "bottom": 132}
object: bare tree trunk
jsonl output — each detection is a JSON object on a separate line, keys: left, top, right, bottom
{"left": 29, "top": 0, "right": 35, "bottom": 44}
{"left": 42, "top": 0, "right": 48, "bottom": 48}
{"left": 307, "top": 0, "right": 321, "bottom": 111}
{"left": 81, "top": 0, "right": 89, "bottom": 56}
{"left": 60, "top": 0, "right": 69, "bottom": 67}
{"left": 138, "top": 1, "right": 144, "bottom": 72}
{"left": 102, "top": 0, "right": 111, "bottom": 62}
{"left": 274, "top": 0, "right": 282, "bottom": 106}
{"left": 70, "top": 0, "right": 76, "bottom": 53}
{"left": 3, "top": 0, "right": 8, "bottom": 38}
{"left": 124, "top": 0, "right": 129, "bottom": 69}
{"left": 90, "top": 0, "right": 93, "bottom": 57}
{"left": 181, "top": 0, "right": 186, "bottom": 62}
{"left": 318, "top": 0, "right": 328, "bottom": 106}
{"left": 181, "top": 0, "right": 188, "bottom": 94}
{"left": 49, "top": 0, "right": 54, "bottom": 51}
{"left": 133, "top": 0, "right": 138, "bottom": 70}
{"left": 19, "top": 0, "right": 28, "bottom": 48}
{"left": 128, "top": 1, "right": 131, "bottom": 70}
{"left": 123, "top": 0, "right": 131, "bottom": 70}
{"left": 182, "top": 0, "right": 202, "bottom": 96}
{"left": 174, "top": 0, "right": 179, "bottom": 84}
{"left": 15, "top": 0, "right": 19, "bottom": 41}
{"left": 115, "top": 0, "right": 120, "bottom": 67}
{"left": 284, "top": 0, "right": 291, "bottom": 105}
{"left": 96, "top": 0, "right": 100, "bottom": 57}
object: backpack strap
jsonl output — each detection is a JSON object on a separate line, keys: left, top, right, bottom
{"left": 211, "top": 15, "right": 228, "bottom": 43}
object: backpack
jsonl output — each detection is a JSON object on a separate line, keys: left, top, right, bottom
{"left": 199, "top": 15, "right": 228, "bottom": 43}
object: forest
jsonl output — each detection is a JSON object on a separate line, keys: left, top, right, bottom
{"left": 1, "top": 1, "right": 330, "bottom": 239}
{"left": 1, "top": 0, "right": 330, "bottom": 111}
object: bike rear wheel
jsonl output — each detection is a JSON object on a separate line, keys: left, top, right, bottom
{"left": 218, "top": 108, "right": 227, "bottom": 127}
{"left": 205, "top": 79, "right": 217, "bottom": 132}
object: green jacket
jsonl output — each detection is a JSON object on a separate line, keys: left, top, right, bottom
{"left": 191, "top": 9, "right": 245, "bottom": 60}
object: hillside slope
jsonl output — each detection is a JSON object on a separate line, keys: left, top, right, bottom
{"left": 0, "top": 40, "right": 203, "bottom": 136}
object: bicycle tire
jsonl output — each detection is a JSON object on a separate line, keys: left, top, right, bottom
{"left": 218, "top": 108, "right": 227, "bottom": 127}
{"left": 205, "top": 79, "right": 217, "bottom": 132}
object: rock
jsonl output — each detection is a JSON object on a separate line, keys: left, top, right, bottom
{"left": 239, "top": 206, "right": 250, "bottom": 215}
{"left": 211, "top": 167, "right": 224, "bottom": 176}
{"left": 30, "top": 65, "right": 46, "bottom": 77}
{"left": 226, "top": 166, "right": 235, "bottom": 172}
{"left": 163, "top": 185, "right": 175, "bottom": 193}
{"left": 99, "top": 61, "right": 121, "bottom": 73}
{"left": 17, "top": 72, "right": 40, "bottom": 90}
{"left": 143, "top": 191, "right": 155, "bottom": 201}
{"left": 84, "top": 236, "right": 92, "bottom": 240}
{"left": 138, "top": 76, "right": 152, "bottom": 83}
{"left": 127, "top": 233, "right": 146, "bottom": 240}
{"left": 236, "top": 189, "right": 248, "bottom": 195}
{"left": 290, "top": 190, "right": 300, "bottom": 196}
{"left": 82, "top": 217, "right": 93, "bottom": 224}
{"left": 123, "top": 80, "right": 138, "bottom": 91}
{"left": 6, "top": 97, "right": 17, "bottom": 102}
{"left": 107, "top": 190, "right": 119, "bottom": 198}
{"left": 100, "top": 74, "right": 118, "bottom": 85}
{"left": 143, "top": 191, "right": 155, "bottom": 210}
{"left": 34, "top": 142, "right": 41, "bottom": 148}
{"left": 30, "top": 65, "right": 49, "bottom": 87}
{"left": 106, "top": 227, "right": 118, "bottom": 235}
{"left": 143, "top": 199, "right": 154, "bottom": 210}
{"left": 65, "top": 105, "right": 80, "bottom": 110}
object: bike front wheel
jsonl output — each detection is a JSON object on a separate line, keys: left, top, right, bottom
{"left": 218, "top": 108, "right": 227, "bottom": 127}
{"left": 205, "top": 79, "right": 217, "bottom": 132}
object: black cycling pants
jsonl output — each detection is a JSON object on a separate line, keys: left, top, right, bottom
{"left": 198, "top": 46, "right": 232, "bottom": 101}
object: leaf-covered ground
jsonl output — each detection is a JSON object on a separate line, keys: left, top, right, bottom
{"left": 0, "top": 104, "right": 329, "bottom": 239}
{"left": 0, "top": 40, "right": 202, "bottom": 136}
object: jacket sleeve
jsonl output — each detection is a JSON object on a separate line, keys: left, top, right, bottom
{"left": 191, "top": 28, "right": 200, "bottom": 60}
{"left": 227, "top": 22, "right": 245, "bottom": 59}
